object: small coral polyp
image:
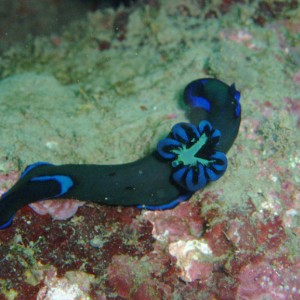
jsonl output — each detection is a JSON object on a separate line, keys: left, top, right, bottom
{"left": 157, "top": 120, "right": 227, "bottom": 192}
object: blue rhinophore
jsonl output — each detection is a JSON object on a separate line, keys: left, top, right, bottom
{"left": 157, "top": 120, "right": 227, "bottom": 192}
{"left": 20, "top": 162, "right": 54, "bottom": 179}
{"left": 235, "top": 99, "right": 241, "bottom": 118}
{"left": 31, "top": 175, "right": 73, "bottom": 197}
{"left": 185, "top": 81, "right": 211, "bottom": 111}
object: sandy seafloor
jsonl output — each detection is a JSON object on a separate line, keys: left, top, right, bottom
{"left": 0, "top": 0, "right": 299, "bottom": 299}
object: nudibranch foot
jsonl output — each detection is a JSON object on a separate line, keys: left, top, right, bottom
{"left": 0, "top": 213, "right": 13, "bottom": 230}
{"left": 137, "top": 194, "right": 191, "bottom": 210}
{"left": 157, "top": 120, "right": 228, "bottom": 192}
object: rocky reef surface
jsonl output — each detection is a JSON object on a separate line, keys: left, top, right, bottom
{"left": 0, "top": 0, "right": 299, "bottom": 299}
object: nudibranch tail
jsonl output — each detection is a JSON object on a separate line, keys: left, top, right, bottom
{"left": 20, "top": 162, "right": 54, "bottom": 179}
{"left": 0, "top": 207, "right": 15, "bottom": 230}
{"left": 157, "top": 120, "right": 227, "bottom": 192}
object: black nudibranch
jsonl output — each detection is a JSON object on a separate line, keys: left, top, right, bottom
{"left": 0, "top": 78, "right": 241, "bottom": 229}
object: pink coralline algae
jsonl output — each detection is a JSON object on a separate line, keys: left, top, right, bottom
{"left": 107, "top": 254, "right": 172, "bottom": 300}
{"left": 29, "top": 199, "right": 85, "bottom": 221}
{"left": 168, "top": 239, "right": 213, "bottom": 282}
{"left": 0, "top": 164, "right": 298, "bottom": 298}
{"left": 206, "top": 209, "right": 286, "bottom": 278}
{"left": 236, "top": 258, "right": 300, "bottom": 299}
{"left": 138, "top": 202, "right": 214, "bottom": 282}
{"left": 36, "top": 266, "right": 95, "bottom": 300}
{"left": 225, "top": 212, "right": 286, "bottom": 254}
{"left": 220, "top": 29, "right": 258, "bottom": 50}
{"left": 143, "top": 201, "right": 204, "bottom": 243}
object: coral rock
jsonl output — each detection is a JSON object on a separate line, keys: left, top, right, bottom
{"left": 143, "top": 202, "right": 204, "bottom": 243}
{"left": 236, "top": 259, "right": 300, "bottom": 299}
{"left": 169, "top": 239, "right": 213, "bottom": 282}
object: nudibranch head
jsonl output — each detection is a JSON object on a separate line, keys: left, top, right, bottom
{"left": 157, "top": 120, "right": 227, "bottom": 192}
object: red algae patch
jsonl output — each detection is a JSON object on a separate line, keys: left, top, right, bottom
{"left": 0, "top": 204, "right": 155, "bottom": 298}
{"left": 29, "top": 199, "right": 85, "bottom": 221}
{"left": 107, "top": 254, "right": 173, "bottom": 299}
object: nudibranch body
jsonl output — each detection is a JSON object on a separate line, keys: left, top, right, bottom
{"left": 0, "top": 78, "right": 241, "bottom": 229}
